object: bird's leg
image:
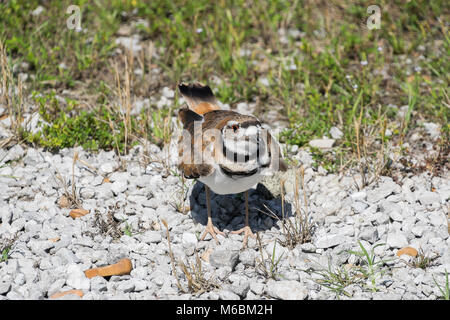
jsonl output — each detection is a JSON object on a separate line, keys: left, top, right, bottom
{"left": 231, "top": 190, "right": 255, "bottom": 248}
{"left": 200, "top": 185, "right": 225, "bottom": 243}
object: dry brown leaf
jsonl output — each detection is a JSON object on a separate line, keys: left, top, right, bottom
{"left": 84, "top": 258, "right": 133, "bottom": 279}
{"left": 69, "top": 208, "right": 90, "bottom": 219}
{"left": 50, "top": 289, "right": 84, "bottom": 299}
{"left": 396, "top": 246, "right": 418, "bottom": 257}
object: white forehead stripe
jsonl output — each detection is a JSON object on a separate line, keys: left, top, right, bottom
{"left": 226, "top": 120, "right": 239, "bottom": 127}
{"left": 244, "top": 125, "right": 259, "bottom": 136}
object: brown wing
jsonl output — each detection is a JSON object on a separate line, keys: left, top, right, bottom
{"left": 177, "top": 110, "right": 213, "bottom": 179}
{"left": 178, "top": 82, "right": 220, "bottom": 115}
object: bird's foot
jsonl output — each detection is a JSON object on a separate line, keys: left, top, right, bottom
{"left": 231, "top": 225, "right": 256, "bottom": 248}
{"left": 200, "top": 218, "right": 225, "bottom": 243}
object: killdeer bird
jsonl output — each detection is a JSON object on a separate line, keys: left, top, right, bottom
{"left": 177, "top": 82, "right": 287, "bottom": 247}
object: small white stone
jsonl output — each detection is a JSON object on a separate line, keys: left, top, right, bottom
{"left": 386, "top": 232, "right": 408, "bottom": 249}
{"left": 182, "top": 232, "right": 198, "bottom": 247}
{"left": 350, "top": 191, "right": 367, "bottom": 202}
{"left": 419, "top": 192, "right": 441, "bottom": 206}
{"left": 162, "top": 87, "right": 175, "bottom": 99}
{"left": 111, "top": 180, "right": 128, "bottom": 195}
{"left": 258, "top": 77, "right": 270, "bottom": 87}
{"left": 309, "top": 138, "right": 335, "bottom": 149}
{"left": 389, "top": 209, "right": 403, "bottom": 222}
{"left": 315, "top": 234, "right": 346, "bottom": 249}
{"left": 266, "top": 280, "right": 307, "bottom": 300}
{"left": 31, "top": 6, "right": 45, "bottom": 16}
{"left": 100, "top": 162, "right": 114, "bottom": 174}
{"left": 66, "top": 264, "right": 90, "bottom": 290}
{"left": 329, "top": 126, "right": 343, "bottom": 139}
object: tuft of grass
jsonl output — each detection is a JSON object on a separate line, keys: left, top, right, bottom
{"left": 178, "top": 252, "right": 220, "bottom": 294}
{"left": 279, "top": 166, "right": 314, "bottom": 249}
{"left": 169, "top": 169, "right": 191, "bottom": 214}
{"left": 0, "top": 233, "right": 18, "bottom": 263}
{"left": 308, "top": 241, "right": 392, "bottom": 297}
{"left": 308, "top": 262, "right": 362, "bottom": 299}
{"left": 53, "top": 150, "right": 82, "bottom": 209}
{"left": 122, "top": 222, "right": 133, "bottom": 237}
{"left": 400, "top": 247, "right": 439, "bottom": 270}
{"left": 91, "top": 205, "right": 124, "bottom": 240}
{"left": 255, "top": 234, "right": 284, "bottom": 280}
{"left": 347, "top": 241, "right": 391, "bottom": 292}
{"left": 162, "top": 219, "right": 220, "bottom": 294}
{"left": 258, "top": 166, "right": 315, "bottom": 250}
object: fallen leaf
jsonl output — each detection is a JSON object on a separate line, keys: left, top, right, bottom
{"left": 69, "top": 208, "right": 90, "bottom": 219}
{"left": 84, "top": 258, "right": 133, "bottom": 279}
{"left": 50, "top": 289, "right": 84, "bottom": 299}
{"left": 396, "top": 246, "right": 418, "bottom": 257}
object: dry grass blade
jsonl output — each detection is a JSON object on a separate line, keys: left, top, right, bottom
{"left": 55, "top": 150, "right": 82, "bottom": 209}
{"left": 162, "top": 219, "right": 219, "bottom": 294}
{"left": 0, "top": 41, "right": 24, "bottom": 148}
{"left": 178, "top": 251, "right": 220, "bottom": 294}
{"left": 279, "top": 166, "right": 314, "bottom": 249}
{"left": 161, "top": 219, "right": 185, "bottom": 293}
{"left": 257, "top": 166, "right": 314, "bottom": 249}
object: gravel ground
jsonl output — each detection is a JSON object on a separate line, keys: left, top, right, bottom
{"left": 0, "top": 120, "right": 449, "bottom": 300}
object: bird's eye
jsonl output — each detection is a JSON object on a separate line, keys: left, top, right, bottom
{"left": 231, "top": 124, "right": 239, "bottom": 132}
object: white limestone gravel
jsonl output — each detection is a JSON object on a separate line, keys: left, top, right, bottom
{"left": 0, "top": 118, "right": 449, "bottom": 301}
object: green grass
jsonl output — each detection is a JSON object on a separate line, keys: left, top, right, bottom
{"left": 256, "top": 236, "right": 285, "bottom": 280}
{"left": 347, "top": 241, "right": 391, "bottom": 292}
{"left": 21, "top": 92, "right": 131, "bottom": 152}
{"left": 433, "top": 269, "right": 449, "bottom": 300}
{"left": 0, "top": 0, "right": 120, "bottom": 89}
{"left": 0, "top": 0, "right": 448, "bottom": 169}
{"left": 1, "top": 247, "right": 10, "bottom": 263}
{"left": 308, "top": 241, "right": 392, "bottom": 298}
{"left": 0, "top": 234, "right": 18, "bottom": 263}
{"left": 308, "top": 261, "right": 360, "bottom": 299}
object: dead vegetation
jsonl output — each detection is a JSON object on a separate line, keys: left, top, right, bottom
{"left": 0, "top": 232, "right": 18, "bottom": 263}
{"left": 259, "top": 165, "right": 315, "bottom": 250}
{"left": 400, "top": 247, "right": 440, "bottom": 270}
{"left": 162, "top": 219, "right": 220, "bottom": 295}
{"left": 90, "top": 205, "right": 124, "bottom": 240}
{"left": 399, "top": 139, "right": 450, "bottom": 178}
{"left": 0, "top": 41, "right": 25, "bottom": 149}
{"left": 55, "top": 151, "right": 82, "bottom": 209}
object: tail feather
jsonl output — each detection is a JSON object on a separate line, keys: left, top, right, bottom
{"left": 178, "top": 82, "right": 220, "bottom": 115}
